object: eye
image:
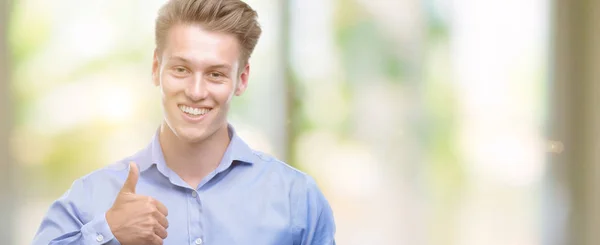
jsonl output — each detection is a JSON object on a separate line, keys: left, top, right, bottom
{"left": 209, "top": 72, "right": 223, "bottom": 78}
{"left": 172, "top": 66, "right": 190, "bottom": 76}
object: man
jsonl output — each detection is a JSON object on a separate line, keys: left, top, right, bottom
{"left": 31, "top": 0, "right": 336, "bottom": 244}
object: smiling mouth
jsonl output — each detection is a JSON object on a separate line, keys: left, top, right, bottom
{"left": 179, "top": 105, "right": 211, "bottom": 116}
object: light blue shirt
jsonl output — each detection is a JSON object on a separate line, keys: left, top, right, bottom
{"left": 32, "top": 125, "right": 336, "bottom": 245}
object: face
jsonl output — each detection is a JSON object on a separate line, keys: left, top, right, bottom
{"left": 152, "top": 24, "right": 249, "bottom": 144}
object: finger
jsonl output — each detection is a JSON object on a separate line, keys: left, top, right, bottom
{"left": 154, "top": 199, "right": 169, "bottom": 216}
{"left": 154, "top": 222, "right": 168, "bottom": 239}
{"left": 121, "top": 162, "right": 139, "bottom": 193}
{"left": 150, "top": 233, "right": 164, "bottom": 245}
{"left": 153, "top": 211, "right": 169, "bottom": 229}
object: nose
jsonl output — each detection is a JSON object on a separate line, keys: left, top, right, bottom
{"left": 185, "top": 73, "right": 208, "bottom": 101}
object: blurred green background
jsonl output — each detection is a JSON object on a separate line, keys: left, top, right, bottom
{"left": 1, "top": 0, "right": 599, "bottom": 244}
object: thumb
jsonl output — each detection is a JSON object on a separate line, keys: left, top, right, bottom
{"left": 121, "top": 161, "right": 139, "bottom": 193}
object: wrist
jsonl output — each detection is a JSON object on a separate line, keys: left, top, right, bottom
{"left": 81, "top": 212, "right": 120, "bottom": 245}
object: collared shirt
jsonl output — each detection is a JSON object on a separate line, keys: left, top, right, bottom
{"left": 32, "top": 125, "right": 336, "bottom": 245}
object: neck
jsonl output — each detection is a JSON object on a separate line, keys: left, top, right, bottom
{"left": 158, "top": 122, "right": 231, "bottom": 188}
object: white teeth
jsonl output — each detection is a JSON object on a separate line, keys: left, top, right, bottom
{"left": 179, "top": 105, "right": 210, "bottom": 116}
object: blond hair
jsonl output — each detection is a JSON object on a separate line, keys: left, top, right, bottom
{"left": 155, "top": 0, "right": 262, "bottom": 69}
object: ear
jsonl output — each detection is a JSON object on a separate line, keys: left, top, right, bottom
{"left": 152, "top": 49, "right": 160, "bottom": 87}
{"left": 235, "top": 63, "right": 250, "bottom": 96}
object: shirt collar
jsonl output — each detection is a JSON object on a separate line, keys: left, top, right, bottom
{"left": 137, "top": 124, "right": 256, "bottom": 173}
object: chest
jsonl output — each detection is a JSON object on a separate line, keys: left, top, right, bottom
{"left": 168, "top": 188, "right": 295, "bottom": 245}
{"left": 88, "top": 183, "right": 296, "bottom": 245}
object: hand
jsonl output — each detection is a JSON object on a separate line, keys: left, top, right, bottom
{"left": 106, "top": 162, "right": 169, "bottom": 245}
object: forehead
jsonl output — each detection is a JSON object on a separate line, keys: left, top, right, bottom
{"left": 161, "top": 24, "right": 241, "bottom": 66}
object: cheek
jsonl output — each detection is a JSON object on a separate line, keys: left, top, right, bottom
{"left": 213, "top": 84, "right": 236, "bottom": 103}
{"left": 160, "top": 75, "right": 183, "bottom": 96}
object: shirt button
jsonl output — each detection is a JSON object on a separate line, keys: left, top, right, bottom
{"left": 191, "top": 191, "right": 198, "bottom": 198}
{"left": 194, "top": 238, "right": 203, "bottom": 244}
{"left": 96, "top": 234, "right": 104, "bottom": 242}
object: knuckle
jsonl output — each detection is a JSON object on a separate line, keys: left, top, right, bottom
{"left": 146, "top": 203, "right": 156, "bottom": 212}
{"left": 147, "top": 217, "right": 155, "bottom": 225}
{"left": 143, "top": 229, "right": 154, "bottom": 239}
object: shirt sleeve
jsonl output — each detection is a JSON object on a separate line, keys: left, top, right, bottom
{"left": 31, "top": 178, "right": 120, "bottom": 245}
{"left": 293, "top": 176, "right": 336, "bottom": 245}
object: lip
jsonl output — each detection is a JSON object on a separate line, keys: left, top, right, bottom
{"left": 178, "top": 104, "right": 212, "bottom": 123}
{"left": 179, "top": 103, "right": 213, "bottom": 110}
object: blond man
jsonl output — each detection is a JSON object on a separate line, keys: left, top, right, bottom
{"left": 31, "top": 0, "right": 336, "bottom": 244}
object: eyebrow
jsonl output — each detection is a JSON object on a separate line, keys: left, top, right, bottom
{"left": 206, "top": 64, "right": 232, "bottom": 71}
{"left": 167, "top": 56, "right": 232, "bottom": 70}
{"left": 168, "top": 56, "right": 191, "bottom": 63}
{"left": 167, "top": 55, "right": 194, "bottom": 64}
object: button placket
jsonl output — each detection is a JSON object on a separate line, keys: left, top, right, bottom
{"left": 188, "top": 189, "right": 203, "bottom": 245}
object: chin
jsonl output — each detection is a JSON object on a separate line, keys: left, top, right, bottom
{"left": 174, "top": 126, "right": 213, "bottom": 144}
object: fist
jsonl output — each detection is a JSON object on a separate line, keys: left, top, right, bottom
{"left": 106, "top": 162, "right": 169, "bottom": 245}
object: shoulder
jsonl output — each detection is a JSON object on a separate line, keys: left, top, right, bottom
{"left": 249, "top": 149, "right": 316, "bottom": 185}
{"left": 252, "top": 150, "right": 337, "bottom": 238}
{"left": 249, "top": 150, "right": 327, "bottom": 203}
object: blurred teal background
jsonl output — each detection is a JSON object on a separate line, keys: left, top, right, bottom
{"left": 1, "top": 0, "right": 599, "bottom": 244}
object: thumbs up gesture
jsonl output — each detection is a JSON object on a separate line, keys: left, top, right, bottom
{"left": 106, "top": 162, "right": 169, "bottom": 245}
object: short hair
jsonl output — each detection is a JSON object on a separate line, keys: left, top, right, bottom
{"left": 155, "top": 0, "right": 262, "bottom": 70}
